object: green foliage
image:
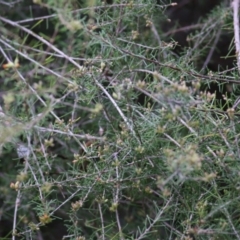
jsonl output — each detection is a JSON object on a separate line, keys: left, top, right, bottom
{"left": 0, "top": 0, "right": 240, "bottom": 240}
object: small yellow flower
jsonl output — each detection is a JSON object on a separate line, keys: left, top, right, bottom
{"left": 2, "top": 57, "right": 20, "bottom": 70}
{"left": 39, "top": 213, "right": 52, "bottom": 225}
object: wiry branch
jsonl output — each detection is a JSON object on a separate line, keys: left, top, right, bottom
{"left": 232, "top": 0, "right": 240, "bottom": 73}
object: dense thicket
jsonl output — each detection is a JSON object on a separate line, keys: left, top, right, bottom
{"left": 1, "top": 1, "right": 240, "bottom": 240}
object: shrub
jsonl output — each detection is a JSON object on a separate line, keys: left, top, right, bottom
{"left": 1, "top": 1, "right": 240, "bottom": 239}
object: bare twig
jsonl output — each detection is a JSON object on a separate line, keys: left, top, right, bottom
{"left": 232, "top": 0, "right": 240, "bottom": 73}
